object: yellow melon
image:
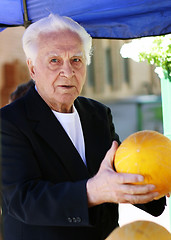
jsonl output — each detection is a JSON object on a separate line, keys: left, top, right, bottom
{"left": 105, "top": 220, "right": 171, "bottom": 240}
{"left": 114, "top": 130, "right": 171, "bottom": 199}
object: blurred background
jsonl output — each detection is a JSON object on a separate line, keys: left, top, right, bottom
{"left": 0, "top": 26, "right": 169, "bottom": 237}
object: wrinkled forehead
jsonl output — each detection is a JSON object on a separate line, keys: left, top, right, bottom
{"left": 46, "top": 51, "right": 84, "bottom": 58}
{"left": 36, "top": 29, "right": 84, "bottom": 56}
{"left": 37, "top": 29, "right": 82, "bottom": 47}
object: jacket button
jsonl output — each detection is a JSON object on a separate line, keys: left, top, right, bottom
{"left": 67, "top": 217, "right": 72, "bottom": 223}
{"left": 67, "top": 217, "right": 82, "bottom": 223}
{"left": 76, "top": 217, "right": 81, "bottom": 223}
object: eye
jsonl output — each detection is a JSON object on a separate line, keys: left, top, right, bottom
{"left": 70, "top": 57, "right": 85, "bottom": 69}
{"left": 48, "top": 57, "right": 62, "bottom": 70}
{"left": 50, "top": 58, "right": 58, "bottom": 63}
{"left": 71, "top": 57, "right": 84, "bottom": 66}
{"left": 73, "top": 58, "right": 80, "bottom": 62}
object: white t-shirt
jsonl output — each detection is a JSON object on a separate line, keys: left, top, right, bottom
{"left": 52, "top": 106, "right": 86, "bottom": 166}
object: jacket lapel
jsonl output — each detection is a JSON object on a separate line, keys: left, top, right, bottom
{"left": 24, "top": 87, "right": 89, "bottom": 181}
{"left": 75, "top": 98, "right": 107, "bottom": 177}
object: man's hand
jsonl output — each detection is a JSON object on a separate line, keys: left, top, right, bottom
{"left": 86, "top": 141, "right": 159, "bottom": 207}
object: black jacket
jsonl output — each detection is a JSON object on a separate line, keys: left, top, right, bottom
{"left": 0, "top": 86, "right": 166, "bottom": 240}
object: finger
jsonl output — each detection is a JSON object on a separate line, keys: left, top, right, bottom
{"left": 110, "top": 141, "right": 118, "bottom": 161}
{"left": 104, "top": 141, "right": 118, "bottom": 167}
{"left": 119, "top": 184, "right": 156, "bottom": 195}
{"left": 114, "top": 172, "right": 144, "bottom": 184}
{"left": 124, "top": 191, "right": 159, "bottom": 204}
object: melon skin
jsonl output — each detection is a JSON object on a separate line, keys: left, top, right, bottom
{"left": 114, "top": 130, "right": 171, "bottom": 199}
{"left": 105, "top": 220, "right": 171, "bottom": 240}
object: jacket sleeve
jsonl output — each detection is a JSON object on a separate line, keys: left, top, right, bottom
{"left": 1, "top": 117, "right": 91, "bottom": 227}
{"left": 135, "top": 196, "right": 166, "bottom": 217}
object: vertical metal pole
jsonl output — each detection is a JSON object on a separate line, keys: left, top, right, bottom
{"left": 22, "top": 0, "right": 31, "bottom": 28}
{"left": 137, "top": 103, "right": 143, "bottom": 131}
{"left": 160, "top": 75, "right": 171, "bottom": 230}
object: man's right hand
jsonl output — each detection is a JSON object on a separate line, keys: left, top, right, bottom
{"left": 86, "top": 141, "right": 159, "bottom": 207}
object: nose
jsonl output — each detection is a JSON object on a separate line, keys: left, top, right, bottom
{"left": 59, "top": 61, "right": 74, "bottom": 78}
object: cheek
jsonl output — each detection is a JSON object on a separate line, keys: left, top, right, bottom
{"left": 78, "top": 67, "right": 86, "bottom": 81}
{"left": 34, "top": 64, "right": 54, "bottom": 81}
{"left": 76, "top": 72, "right": 86, "bottom": 87}
{"left": 34, "top": 68, "right": 49, "bottom": 88}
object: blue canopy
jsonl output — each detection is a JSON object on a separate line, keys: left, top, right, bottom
{"left": 0, "top": 0, "right": 171, "bottom": 39}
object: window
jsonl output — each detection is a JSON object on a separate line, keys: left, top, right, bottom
{"left": 87, "top": 55, "right": 95, "bottom": 88}
{"left": 105, "top": 48, "right": 113, "bottom": 87}
{"left": 123, "top": 58, "right": 130, "bottom": 84}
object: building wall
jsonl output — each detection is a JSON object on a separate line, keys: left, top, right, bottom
{"left": 0, "top": 27, "right": 161, "bottom": 107}
{"left": 83, "top": 39, "right": 161, "bottom": 101}
{"left": 0, "top": 27, "right": 30, "bottom": 106}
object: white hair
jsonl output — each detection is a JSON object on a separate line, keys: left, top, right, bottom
{"left": 22, "top": 14, "right": 92, "bottom": 65}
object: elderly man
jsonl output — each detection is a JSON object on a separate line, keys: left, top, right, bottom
{"left": 0, "top": 14, "right": 166, "bottom": 240}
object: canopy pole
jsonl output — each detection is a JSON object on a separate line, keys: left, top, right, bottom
{"left": 160, "top": 76, "right": 171, "bottom": 230}
{"left": 22, "top": 0, "right": 31, "bottom": 28}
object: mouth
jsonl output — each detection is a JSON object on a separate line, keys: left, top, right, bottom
{"left": 59, "top": 85, "right": 74, "bottom": 88}
{"left": 58, "top": 85, "right": 75, "bottom": 89}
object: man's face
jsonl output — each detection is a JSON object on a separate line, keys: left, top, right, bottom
{"left": 27, "top": 30, "right": 87, "bottom": 113}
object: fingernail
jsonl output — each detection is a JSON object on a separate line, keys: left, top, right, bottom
{"left": 153, "top": 192, "right": 159, "bottom": 197}
{"left": 138, "top": 176, "right": 144, "bottom": 182}
{"left": 149, "top": 185, "right": 156, "bottom": 191}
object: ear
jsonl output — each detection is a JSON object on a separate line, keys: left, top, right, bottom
{"left": 27, "top": 59, "right": 35, "bottom": 79}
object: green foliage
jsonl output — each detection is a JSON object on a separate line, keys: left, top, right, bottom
{"left": 138, "top": 35, "right": 171, "bottom": 81}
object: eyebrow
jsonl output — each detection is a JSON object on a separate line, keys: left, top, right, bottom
{"left": 47, "top": 52, "right": 84, "bottom": 58}
{"left": 73, "top": 52, "right": 84, "bottom": 57}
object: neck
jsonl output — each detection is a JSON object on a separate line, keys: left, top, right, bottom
{"left": 51, "top": 104, "right": 73, "bottom": 113}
